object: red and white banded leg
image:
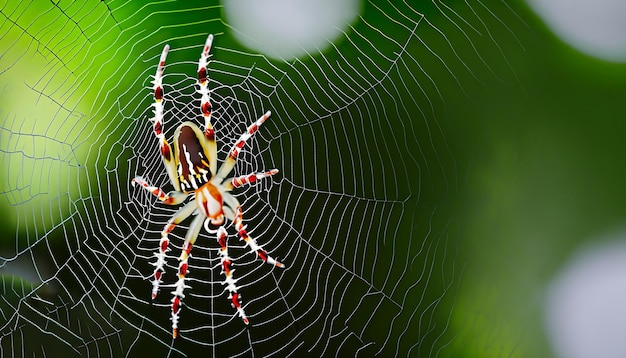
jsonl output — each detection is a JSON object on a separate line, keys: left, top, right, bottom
{"left": 222, "top": 169, "right": 279, "bottom": 191}
{"left": 151, "top": 201, "right": 197, "bottom": 301}
{"left": 197, "top": 34, "right": 217, "bottom": 174}
{"left": 215, "top": 226, "right": 249, "bottom": 324}
{"left": 171, "top": 212, "right": 204, "bottom": 338}
{"left": 233, "top": 206, "right": 285, "bottom": 268}
{"left": 150, "top": 44, "right": 180, "bottom": 191}
{"left": 215, "top": 111, "right": 272, "bottom": 181}
{"left": 151, "top": 44, "right": 168, "bottom": 137}
{"left": 131, "top": 176, "right": 188, "bottom": 205}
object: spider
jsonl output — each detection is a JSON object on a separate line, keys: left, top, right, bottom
{"left": 131, "top": 34, "right": 285, "bottom": 338}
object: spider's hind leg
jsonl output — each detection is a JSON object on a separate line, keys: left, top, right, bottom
{"left": 148, "top": 44, "right": 180, "bottom": 191}
{"left": 197, "top": 34, "right": 217, "bottom": 175}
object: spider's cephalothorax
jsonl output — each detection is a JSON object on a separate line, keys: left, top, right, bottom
{"left": 132, "top": 34, "right": 285, "bottom": 338}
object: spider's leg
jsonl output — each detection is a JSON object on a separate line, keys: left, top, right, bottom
{"left": 215, "top": 226, "right": 249, "bottom": 325}
{"left": 197, "top": 34, "right": 217, "bottom": 175}
{"left": 230, "top": 203, "right": 285, "bottom": 268}
{"left": 152, "top": 201, "right": 197, "bottom": 301}
{"left": 132, "top": 176, "right": 188, "bottom": 205}
{"left": 150, "top": 44, "right": 181, "bottom": 191}
{"left": 171, "top": 212, "right": 204, "bottom": 338}
{"left": 214, "top": 111, "right": 272, "bottom": 182}
{"left": 222, "top": 169, "right": 279, "bottom": 191}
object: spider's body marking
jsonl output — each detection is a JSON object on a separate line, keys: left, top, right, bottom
{"left": 197, "top": 182, "right": 224, "bottom": 225}
{"left": 174, "top": 122, "right": 213, "bottom": 192}
{"left": 131, "top": 34, "right": 284, "bottom": 338}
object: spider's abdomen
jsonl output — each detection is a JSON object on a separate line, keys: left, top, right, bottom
{"left": 173, "top": 122, "right": 213, "bottom": 192}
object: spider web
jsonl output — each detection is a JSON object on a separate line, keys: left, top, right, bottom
{"left": 0, "top": 1, "right": 524, "bottom": 356}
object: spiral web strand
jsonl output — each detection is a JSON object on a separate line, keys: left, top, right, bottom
{"left": 0, "top": 1, "right": 523, "bottom": 356}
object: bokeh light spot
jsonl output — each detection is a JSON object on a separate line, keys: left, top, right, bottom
{"left": 545, "top": 237, "right": 626, "bottom": 358}
{"left": 222, "top": 0, "right": 361, "bottom": 60}
{"left": 526, "top": 0, "right": 626, "bottom": 62}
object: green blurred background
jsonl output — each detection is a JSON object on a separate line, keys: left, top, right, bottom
{"left": 1, "top": 0, "right": 626, "bottom": 356}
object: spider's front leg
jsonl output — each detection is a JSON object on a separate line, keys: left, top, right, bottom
{"left": 169, "top": 210, "right": 248, "bottom": 336}
{"left": 152, "top": 201, "right": 196, "bottom": 300}
{"left": 215, "top": 226, "right": 249, "bottom": 325}
{"left": 170, "top": 212, "right": 204, "bottom": 338}
{"left": 233, "top": 205, "right": 285, "bottom": 268}
{"left": 130, "top": 176, "right": 190, "bottom": 299}
{"left": 223, "top": 188, "right": 285, "bottom": 268}
{"left": 222, "top": 169, "right": 279, "bottom": 191}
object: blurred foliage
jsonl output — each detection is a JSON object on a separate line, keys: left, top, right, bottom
{"left": 445, "top": 2, "right": 626, "bottom": 357}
